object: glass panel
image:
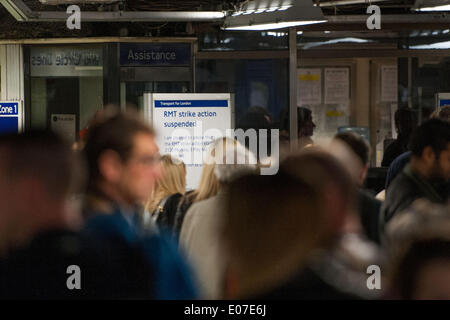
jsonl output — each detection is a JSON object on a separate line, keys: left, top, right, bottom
{"left": 196, "top": 59, "right": 289, "bottom": 129}
{"left": 29, "top": 45, "right": 104, "bottom": 143}
{"left": 123, "top": 81, "right": 190, "bottom": 112}
{"left": 198, "top": 31, "right": 288, "bottom": 51}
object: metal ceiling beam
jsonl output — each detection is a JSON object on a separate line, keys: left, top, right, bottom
{"left": 0, "top": 0, "right": 35, "bottom": 21}
{"left": 318, "top": 0, "right": 390, "bottom": 6}
{"left": 0, "top": 0, "right": 226, "bottom": 22}
{"left": 33, "top": 11, "right": 226, "bottom": 22}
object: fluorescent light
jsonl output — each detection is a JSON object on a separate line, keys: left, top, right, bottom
{"left": 297, "top": 31, "right": 303, "bottom": 35}
{"left": 417, "top": 4, "right": 450, "bottom": 11}
{"left": 225, "top": 21, "right": 326, "bottom": 31}
{"left": 224, "top": 0, "right": 326, "bottom": 31}
{"left": 444, "top": 29, "right": 450, "bottom": 33}
{"left": 413, "top": 0, "right": 450, "bottom": 11}
{"left": 278, "top": 5, "right": 292, "bottom": 11}
{"left": 302, "top": 37, "right": 372, "bottom": 49}
{"left": 410, "top": 40, "right": 450, "bottom": 49}
{"left": 324, "top": 30, "right": 331, "bottom": 34}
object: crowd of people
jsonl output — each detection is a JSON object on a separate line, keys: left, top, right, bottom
{"left": 0, "top": 105, "right": 449, "bottom": 300}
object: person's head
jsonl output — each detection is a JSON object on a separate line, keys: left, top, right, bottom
{"left": 281, "top": 148, "right": 358, "bottom": 240}
{"left": 0, "top": 131, "right": 82, "bottom": 253}
{"left": 191, "top": 137, "right": 258, "bottom": 203}
{"left": 213, "top": 138, "right": 258, "bottom": 186}
{"left": 391, "top": 238, "right": 450, "bottom": 299}
{"left": 298, "top": 107, "right": 315, "bottom": 138}
{"left": 395, "top": 108, "right": 417, "bottom": 139}
{"left": 223, "top": 172, "right": 326, "bottom": 299}
{"left": 430, "top": 105, "right": 450, "bottom": 122}
{"left": 146, "top": 155, "right": 186, "bottom": 213}
{"left": 409, "top": 118, "right": 450, "bottom": 183}
{"left": 246, "top": 106, "right": 272, "bottom": 125}
{"left": 385, "top": 199, "right": 450, "bottom": 261}
{"left": 334, "top": 132, "right": 370, "bottom": 186}
{"left": 83, "top": 109, "right": 162, "bottom": 206}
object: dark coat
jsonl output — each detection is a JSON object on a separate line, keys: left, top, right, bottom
{"left": 358, "top": 189, "right": 382, "bottom": 244}
{"left": 380, "top": 165, "right": 445, "bottom": 235}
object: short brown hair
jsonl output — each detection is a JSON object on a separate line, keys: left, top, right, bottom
{"left": 223, "top": 172, "right": 326, "bottom": 298}
{"left": 335, "top": 132, "right": 370, "bottom": 165}
{"left": 83, "top": 108, "right": 155, "bottom": 186}
{"left": 0, "top": 130, "right": 81, "bottom": 199}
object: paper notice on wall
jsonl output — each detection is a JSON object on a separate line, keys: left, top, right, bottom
{"left": 324, "top": 68, "right": 349, "bottom": 104}
{"left": 51, "top": 114, "right": 76, "bottom": 143}
{"left": 381, "top": 65, "right": 398, "bottom": 102}
{"left": 297, "top": 68, "right": 321, "bottom": 106}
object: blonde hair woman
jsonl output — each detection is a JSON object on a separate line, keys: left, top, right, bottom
{"left": 173, "top": 137, "right": 244, "bottom": 239}
{"left": 145, "top": 155, "right": 186, "bottom": 230}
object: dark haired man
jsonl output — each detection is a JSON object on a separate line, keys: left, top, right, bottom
{"left": 381, "top": 119, "right": 450, "bottom": 232}
{"left": 381, "top": 108, "right": 417, "bottom": 167}
{"left": 82, "top": 109, "right": 197, "bottom": 299}
{"left": 0, "top": 131, "right": 103, "bottom": 298}
{"left": 334, "top": 132, "right": 382, "bottom": 244}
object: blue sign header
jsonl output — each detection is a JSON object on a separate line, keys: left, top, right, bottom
{"left": 0, "top": 102, "right": 19, "bottom": 115}
{"left": 120, "top": 43, "right": 191, "bottom": 66}
{"left": 440, "top": 99, "right": 450, "bottom": 106}
{"left": 155, "top": 100, "right": 228, "bottom": 108}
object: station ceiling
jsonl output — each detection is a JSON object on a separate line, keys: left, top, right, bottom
{"left": 1, "top": 0, "right": 449, "bottom": 40}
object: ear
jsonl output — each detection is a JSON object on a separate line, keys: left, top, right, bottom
{"left": 360, "top": 163, "right": 369, "bottom": 185}
{"left": 323, "top": 184, "right": 347, "bottom": 235}
{"left": 422, "top": 146, "right": 436, "bottom": 165}
{"left": 98, "top": 150, "right": 123, "bottom": 184}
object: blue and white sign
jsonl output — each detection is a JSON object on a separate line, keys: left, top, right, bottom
{"left": 436, "top": 93, "right": 450, "bottom": 108}
{"left": 0, "top": 101, "right": 23, "bottom": 134}
{"left": 147, "top": 93, "right": 232, "bottom": 190}
{"left": 120, "top": 43, "right": 191, "bottom": 66}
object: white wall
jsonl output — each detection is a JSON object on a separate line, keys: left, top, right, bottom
{"left": 0, "top": 44, "right": 24, "bottom": 101}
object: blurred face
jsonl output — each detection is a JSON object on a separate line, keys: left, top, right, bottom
{"left": 0, "top": 161, "right": 29, "bottom": 253}
{"left": 413, "top": 259, "right": 450, "bottom": 300}
{"left": 118, "top": 133, "right": 163, "bottom": 205}
{"left": 0, "top": 163, "right": 12, "bottom": 250}
{"left": 429, "top": 143, "right": 450, "bottom": 183}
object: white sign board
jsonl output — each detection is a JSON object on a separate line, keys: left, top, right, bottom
{"left": 436, "top": 92, "right": 450, "bottom": 108}
{"left": 148, "top": 93, "right": 232, "bottom": 190}
{"left": 381, "top": 65, "right": 398, "bottom": 102}
{"left": 297, "top": 68, "right": 322, "bottom": 106}
{"left": 51, "top": 114, "right": 76, "bottom": 143}
{"left": 324, "top": 68, "right": 349, "bottom": 104}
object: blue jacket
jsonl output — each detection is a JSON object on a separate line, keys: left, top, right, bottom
{"left": 82, "top": 207, "right": 198, "bottom": 299}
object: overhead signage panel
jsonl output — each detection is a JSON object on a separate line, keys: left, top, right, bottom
{"left": 120, "top": 43, "right": 191, "bottom": 67}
